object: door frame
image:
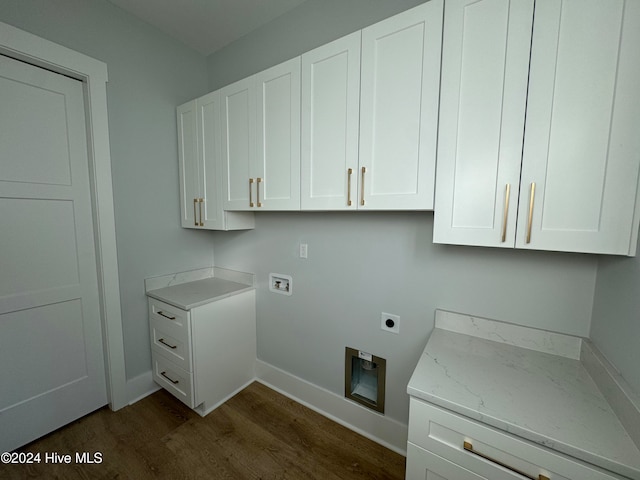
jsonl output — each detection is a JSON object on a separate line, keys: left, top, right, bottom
{"left": 0, "top": 21, "right": 127, "bottom": 410}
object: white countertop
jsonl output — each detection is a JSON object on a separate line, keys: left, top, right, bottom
{"left": 407, "top": 311, "right": 640, "bottom": 479}
{"left": 145, "top": 268, "right": 254, "bottom": 310}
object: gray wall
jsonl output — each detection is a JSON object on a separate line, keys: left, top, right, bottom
{"left": 207, "top": 0, "right": 426, "bottom": 90}
{"left": 591, "top": 252, "right": 640, "bottom": 394}
{"left": 0, "top": 0, "right": 212, "bottom": 382}
{"left": 212, "top": 212, "right": 597, "bottom": 423}
{"left": 206, "top": 0, "right": 599, "bottom": 425}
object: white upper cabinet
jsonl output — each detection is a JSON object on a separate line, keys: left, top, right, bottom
{"left": 358, "top": 0, "right": 443, "bottom": 210}
{"left": 222, "top": 58, "right": 301, "bottom": 211}
{"left": 433, "top": 0, "right": 533, "bottom": 247}
{"left": 256, "top": 57, "right": 301, "bottom": 210}
{"left": 177, "top": 94, "right": 254, "bottom": 230}
{"left": 301, "top": 32, "right": 362, "bottom": 210}
{"left": 434, "top": 0, "right": 640, "bottom": 255}
{"left": 220, "top": 76, "right": 256, "bottom": 211}
{"left": 177, "top": 100, "right": 200, "bottom": 227}
{"left": 516, "top": 0, "right": 640, "bottom": 255}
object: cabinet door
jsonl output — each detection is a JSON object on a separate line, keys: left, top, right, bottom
{"left": 196, "top": 91, "right": 224, "bottom": 229}
{"left": 406, "top": 443, "right": 489, "bottom": 480}
{"left": 433, "top": 0, "right": 533, "bottom": 247}
{"left": 177, "top": 100, "right": 200, "bottom": 228}
{"left": 301, "top": 32, "right": 361, "bottom": 210}
{"left": 255, "top": 57, "right": 301, "bottom": 210}
{"left": 221, "top": 76, "right": 256, "bottom": 211}
{"left": 359, "top": 0, "right": 442, "bottom": 210}
{"left": 517, "top": 0, "right": 640, "bottom": 255}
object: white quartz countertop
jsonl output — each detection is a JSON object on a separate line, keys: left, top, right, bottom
{"left": 407, "top": 311, "right": 640, "bottom": 479}
{"left": 146, "top": 276, "right": 253, "bottom": 311}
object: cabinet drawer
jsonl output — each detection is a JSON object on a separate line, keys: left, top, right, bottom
{"left": 152, "top": 354, "right": 194, "bottom": 408}
{"left": 408, "top": 398, "right": 624, "bottom": 480}
{"left": 149, "top": 316, "right": 192, "bottom": 371}
{"left": 406, "top": 442, "right": 489, "bottom": 479}
{"left": 148, "top": 298, "right": 190, "bottom": 333}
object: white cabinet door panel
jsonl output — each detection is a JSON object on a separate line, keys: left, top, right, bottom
{"left": 221, "top": 76, "right": 256, "bottom": 211}
{"left": 301, "top": 32, "right": 361, "bottom": 210}
{"left": 433, "top": 0, "right": 533, "bottom": 246}
{"left": 359, "top": 0, "right": 442, "bottom": 210}
{"left": 256, "top": 57, "right": 301, "bottom": 210}
{"left": 177, "top": 100, "right": 199, "bottom": 227}
{"left": 406, "top": 444, "right": 489, "bottom": 480}
{"left": 197, "top": 91, "right": 223, "bottom": 228}
{"left": 517, "top": 0, "right": 640, "bottom": 255}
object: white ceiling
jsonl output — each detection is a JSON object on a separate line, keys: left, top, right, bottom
{"left": 108, "top": 0, "right": 308, "bottom": 56}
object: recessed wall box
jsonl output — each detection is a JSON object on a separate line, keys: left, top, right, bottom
{"left": 344, "top": 347, "right": 386, "bottom": 414}
{"left": 269, "top": 273, "right": 292, "bottom": 296}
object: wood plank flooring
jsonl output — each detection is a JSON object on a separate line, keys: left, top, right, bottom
{"left": 1, "top": 382, "right": 406, "bottom": 479}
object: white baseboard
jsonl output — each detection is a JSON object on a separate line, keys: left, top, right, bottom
{"left": 254, "top": 359, "right": 408, "bottom": 456}
{"left": 195, "top": 378, "right": 255, "bottom": 417}
{"left": 126, "top": 371, "right": 160, "bottom": 405}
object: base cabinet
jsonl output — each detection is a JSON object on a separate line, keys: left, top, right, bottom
{"left": 148, "top": 291, "right": 256, "bottom": 416}
{"left": 406, "top": 398, "right": 625, "bottom": 480}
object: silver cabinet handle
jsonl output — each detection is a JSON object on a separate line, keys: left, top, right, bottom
{"left": 160, "top": 371, "right": 179, "bottom": 384}
{"left": 157, "top": 311, "right": 176, "bottom": 320}
{"left": 158, "top": 338, "right": 177, "bottom": 349}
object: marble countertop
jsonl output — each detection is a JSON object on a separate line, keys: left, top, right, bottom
{"left": 145, "top": 267, "right": 254, "bottom": 310}
{"left": 407, "top": 310, "right": 640, "bottom": 479}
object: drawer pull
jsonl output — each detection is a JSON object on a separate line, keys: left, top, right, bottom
{"left": 158, "top": 338, "right": 177, "bottom": 349}
{"left": 463, "top": 441, "right": 549, "bottom": 480}
{"left": 157, "top": 311, "right": 176, "bottom": 320}
{"left": 160, "top": 371, "right": 179, "bottom": 384}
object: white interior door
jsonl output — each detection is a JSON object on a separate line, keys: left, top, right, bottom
{"left": 0, "top": 54, "right": 107, "bottom": 452}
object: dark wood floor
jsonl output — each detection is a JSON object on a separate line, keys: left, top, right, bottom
{"left": 1, "top": 381, "right": 406, "bottom": 479}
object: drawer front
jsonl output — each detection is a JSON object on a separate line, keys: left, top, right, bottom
{"left": 149, "top": 316, "right": 192, "bottom": 371}
{"left": 406, "top": 442, "right": 489, "bottom": 480}
{"left": 152, "top": 354, "right": 194, "bottom": 408}
{"left": 408, "top": 398, "right": 624, "bottom": 480}
{"left": 148, "top": 298, "right": 191, "bottom": 370}
{"left": 148, "top": 298, "right": 190, "bottom": 334}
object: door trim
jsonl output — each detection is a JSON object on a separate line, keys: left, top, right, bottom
{"left": 0, "top": 21, "right": 127, "bottom": 410}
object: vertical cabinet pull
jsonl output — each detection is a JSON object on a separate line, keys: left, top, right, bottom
{"left": 249, "top": 178, "right": 254, "bottom": 207}
{"left": 193, "top": 198, "right": 198, "bottom": 226}
{"left": 526, "top": 182, "right": 536, "bottom": 244}
{"left": 198, "top": 198, "right": 204, "bottom": 226}
{"left": 360, "top": 167, "right": 366, "bottom": 206}
{"left": 256, "top": 177, "right": 263, "bottom": 207}
{"left": 501, "top": 184, "right": 511, "bottom": 243}
{"left": 347, "top": 168, "right": 353, "bottom": 206}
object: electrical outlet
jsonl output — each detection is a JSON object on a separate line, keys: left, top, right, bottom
{"left": 381, "top": 312, "right": 400, "bottom": 334}
{"left": 299, "top": 243, "right": 308, "bottom": 258}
